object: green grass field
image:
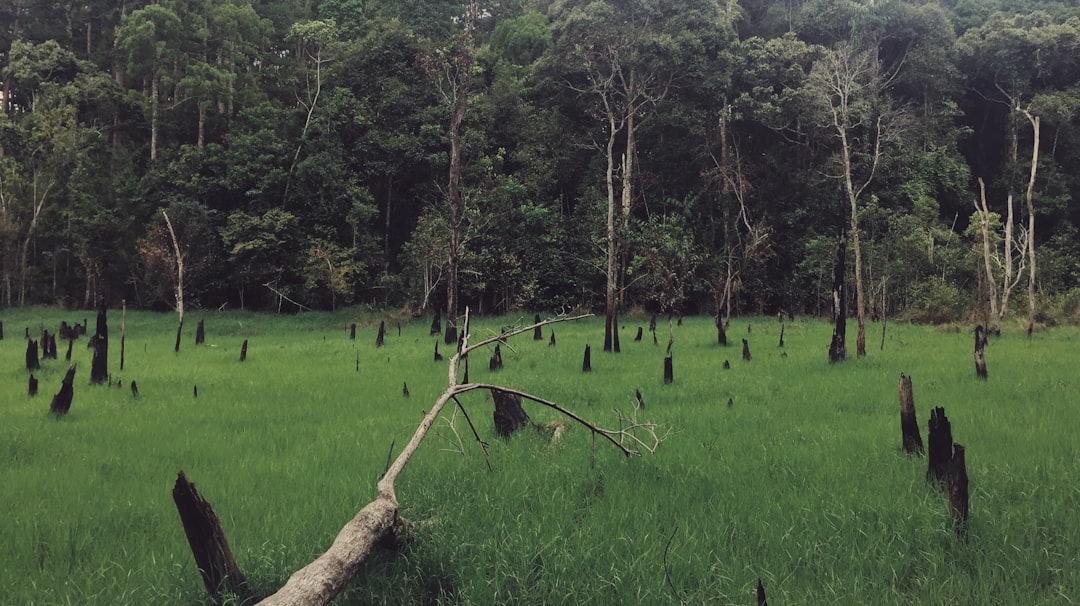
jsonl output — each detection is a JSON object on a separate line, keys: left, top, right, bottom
{"left": 1, "top": 308, "right": 1077, "bottom": 605}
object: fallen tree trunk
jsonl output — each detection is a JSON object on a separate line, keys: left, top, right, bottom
{"left": 258, "top": 310, "right": 661, "bottom": 606}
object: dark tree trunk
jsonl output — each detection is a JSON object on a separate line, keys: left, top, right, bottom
{"left": 492, "top": 389, "right": 530, "bottom": 438}
{"left": 376, "top": 321, "right": 385, "bottom": 348}
{"left": 663, "top": 356, "right": 673, "bottom": 384}
{"left": 549, "top": 332, "right": 556, "bottom": 347}
{"left": 828, "top": 238, "right": 847, "bottom": 364}
{"left": 489, "top": 344, "right": 503, "bottom": 371}
{"left": 757, "top": 578, "right": 768, "bottom": 606}
{"left": 120, "top": 301, "right": 127, "bottom": 371}
{"left": 28, "top": 374, "right": 38, "bottom": 396}
{"left": 434, "top": 342, "right": 444, "bottom": 361}
{"left": 195, "top": 320, "right": 205, "bottom": 345}
{"left": 0, "top": 320, "right": 4, "bottom": 339}
{"left": 430, "top": 309, "right": 441, "bottom": 336}
{"left": 612, "top": 313, "right": 620, "bottom": 353}
{"left": 240, "top": 339, "right": 248, "bottom": 362}
{"left": 65, "top": 337, "right": 73, "bottom": 362}
{"left": 649, "top": 314, "right": 657, "bottom": 333}
{"left": 26, "top": 339, "right": 40, "bottom": 371}
{"left": 533, "top": 314, "right": 542, "bottom": 341}
{"left": 172, "top": 471, "right": 248, "bottom": 600}
{"left": 974, "top": 325, "right": 988, "bottom": 379}
{"left": 778, "top": 324, "right": 785, "bottom": 348}
{"left": 350, "top": 323, "right": 357, "bottom": 340}
{"left": 174, "top": 320, "right": 182, "bottom": 353}
{"left": 926, "top": 406, "right": 953, "bottom": 484}
{"left": 898, "top": 373, "right": 924, "bottom": 455}
{"left": 91, "top": 303, "right": 109, "bottom": 384}
{"left": 582, "top": 344, "right": 592, "bottom": 373}
{"left": 634, "top": 326, "right": 643, "bottom": 342}
{"left": 948, "top": 443, "right": 969, "bottom": 533}
{"left": 716, "top": 314, "right": 727, "bottom": 346}
{"left": 49, "top": 365, "right": 77, "bottom": 416}
{"left": 742, "top": 338, "right": 752, "bottom": 361}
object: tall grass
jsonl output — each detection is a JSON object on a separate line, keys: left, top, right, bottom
{"left": 1, "top": 308, "right": 1077, "bottom": 604}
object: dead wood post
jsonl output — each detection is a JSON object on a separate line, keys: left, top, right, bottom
{"left": 120, "top": 300, "right": 127, "bottom": 371}
{"left": 898, "top": 374, "right": 924, "bottom": 455}
{"left": 492, "top": 389, "right": 529, "bottom": 437}
{"left": 49, "top": 365, "right": 77, "bottom": 416}
{"left": 29, "top": 374, "right": 38, "bottom": 396}
{"left": 742, "top": 338, "right": 752, "bottom": 361}
{"left": 26, "top": 339, "right": 40, "bottom": 371}
{"left": 240, "top": 339, "right": 248, "bottom": 362}
{"left": 582, "top": 344, "right": 592, "bottom": 372}
{"left": 172, "top": 471, "right": 248, "bottom": 600}
{"left": 195, "top": 319, "right": 205, "bottom": 345}
{"left": 663, "top": 355, "right": 673, "bottom": 384}
{"left": 757, "top": 578, "right": 768, "bottom": 606}
{"left": 974, "top": 325, "right": 988, "bottom": 379}
{"left": 90, "top": 302, "right": 108, "bottom": 384}
{"left": 533, "top": 314, "right": 542, "bottom": 340}
{"left": 829, "top": 238, "right": 847, "bottom": 364}
{"left": 376, "top": 321, "right": 385, "bottom": 348}
{"left": 948, "top": 443, "right": 969, "bottom": 533}
{"left": 926, "top": 407, "right": 953, "bottom": 484}
{"left": 716, "top": 314, "right": 727, "bottom": 346}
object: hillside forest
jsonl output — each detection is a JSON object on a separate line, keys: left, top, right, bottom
{"left": 2, "top": 0, "right": 1079, "bottom": 329}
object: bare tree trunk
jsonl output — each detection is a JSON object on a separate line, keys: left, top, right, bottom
{"left": 603, "top": 101, "right": 619, "bottom": 353}
{"left": 1021, "top": 112, "right": 1039, "bottom": 336}
{"left": 162, "top": 210, "right": 185, "bottom": 352}
{"left": 150, "top": 74, "right": 159, "bottom": 161}
{"left": 975, "top": 179, "right": 1000, "bottom": 333}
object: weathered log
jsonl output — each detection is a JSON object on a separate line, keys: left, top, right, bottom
{"left": 375, "top": 321, "right": 385, "bottom": 348}
{"left": 757, "top": 578, "right": 768, "bottom": 606}
{"left": 663, "top": 356, "right": 673, "bottom": 384}
{"left": 49, "top": 365, "right": 77, "bottom": 416}
{"left": 26, "top": 339, "right": 40, "bottom": 371}
{"left": 492, "top": 389, "right": 530, "bottom": 438}
{"left": 533, "top": 314, "right": 542, "bottom": 340}
{"left": 29, "top": 374, "right": 38, "bottom": 396}
{"left": 582, "top": 344, "right": 592, "bottom": 373}
{"left": 948, "top": 443, "right": 969, "bottom": 533}
{"left": 742, "top": 338, "right": 752, "bottom": 361}
{"left": 926, "top": 407, "right": 953, "bottom": 484}
{"left": 898, "top": 374, "right": 924, "bottom": 455}
{"left": 195, "top": 320, "right": 205, "bottom": 345}
{"left": 828, "top": 238, "right": 847, "bottom": 364}
{"left": 974, "top": 325, "right": 988, "bottom": 379}
{"left": 91, "top": 303, "right": 108, "bottom": 384}
{"left": 634, "top": 326, "right": 643, "bottom": 342}
{"left": 240, "top": 339, "right": 248, "bottom": 362}
{"left": 172, "top": 471, "right": 248, "bottom": 600}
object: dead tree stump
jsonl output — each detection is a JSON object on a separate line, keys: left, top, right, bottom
{"left": 430, "top": 309, "right": 441, "bottom": 336}
{"left": 742, "top": 338, "right": 752, "bottom": 361}
{"left": 489, "top": 344, "right": 503, "bottom": 371}
{"left": 635, "top": 389, "right": 644, "bottom": 409}
{"left": 533, "top": 314, "right": 542, "bottom": 340}
{"left": 549, "top": 332, "right": 556, "bottom": 347}
{"left": 402, "top": 382, "right": 409, "bottom": 397}
{"left": 131, "top": 381, "right": 139, "bottom": 398}
{"left": 649, "top": 314, "right": 657, "bottom": 333}
{"left": 828, "top": 238, "right": 847, "bottom": 364}
{"left": 42, "top": 330, "right": 56, "bottom": 359}
{"left": 65, "top": 336, "right": 73, "bottom": 362}
{"left": 898, "top": 374, "right": 924, "bottom": 455}
{"left": 90, "top": 303, "right": 108, "bottom": 385}
{"left": 716, "top": 315, "right": 728, "bottom": 346}
{"left": 582, "top": 344, "right": 592, "bottom": 373}
{"left": 239, "top": 340, "right": 248, "bottom": 362}
{"left": 948, "top": 443, "right": 969, "bottom": 533}
{"left": 172, "top": 471, "right": 247, "bottom": 600}
{"left": 723, "top": 360, "right": 730, "bottom": 369}
{"left": 376, "top": 321, "right": 386, "bottom": 348}
{"left": 29, "top": 374, "right": 38, "bottom": 396}
{"left": 635, "top": 326, "right": 643, "bottom": 342}
{"left": 492, "top": 390, "right": 531, "bottom": 438}
{"left": 974, "top": 325, "right": 988, "bottom": 379}
{"left": 0, "top": 320, "right": 3, "bottom": 339}
{"left": 350, "top": 323, "right": 357, "bottom": 340}
{"left": 926, "top": 407, "right": 953, "bottom": 484}
{"left": 49, "top": 365, "right": 77, "bottom": 416}
{"left": 195, "top": 320, "right": 205, "bottom": 345}
{"left": 663, "top": 356, "right": 673, "bottom": 384}
{"left": 434, "top": 342, "right": 444, "bottom": 361}
{"left": 26, "top": 339, "right": 40, "bottom": 371}
{"left": 778, "top": 324, "right": 785, "bottom": 348}
{"left": 757, "top": 578, "right": 768, "bottom": 606}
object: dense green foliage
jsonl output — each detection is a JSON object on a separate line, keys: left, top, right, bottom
{"left": 2, "top": 309, "right": 1078, "bottom": 603}
{"left": 1, "top": 1, "right": 1079, "bottom": 319}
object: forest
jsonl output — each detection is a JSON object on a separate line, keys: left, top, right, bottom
{"left": 1, "top": 0, "right": 1079, "bottom": 327}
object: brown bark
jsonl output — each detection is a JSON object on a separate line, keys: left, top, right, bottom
{"left": 898, "top": 373, "right": 924, "bottom": 455}
{"left": 172, "top": 471, "right": 248, "bottom": 600}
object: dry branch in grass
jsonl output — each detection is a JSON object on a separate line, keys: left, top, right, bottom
{"left": 257, "top": 309, "right": 663, "bottom": 605}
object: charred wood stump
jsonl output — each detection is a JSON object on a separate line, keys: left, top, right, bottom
{"left": 533, "top": 314, "right": 542, "bottom": 340}
{"left": 723, "top": 360, "right": 730, "bottom": 370}
{"left": 742, "top": 338, "right": 752, "bottom": 361}
{"left": 663, "top": 356, "right": 673, "bottom": 384}
{"left": 948, "top": 443, "right": 970, "bottom": 533}
{"left": 926, "top": 407, "right": 953, "bottom": 484}
{"left": 653, "top": 332, "right": 658, "bottom": 346}
{"left": 131, "top": 380, "right": 139, "bottom": 398}
{"left": 716, "top": 315, "right": 728, "bottom": 347}
{"left": 49, "top": 365, "right": 77, "bottom": 416}
{"left": 0, "top": 320, "right": 4, "bottom": 339}
{"left": 757, "top": 578, "right": 768, "bottom": 606}
{"left": 350, "top": 323, "right": 357, "bottom": 340}
{"left": 29, "top": 374, "right": 38, "bottom": 396}
{"left": 239, "top": 340, "right": 248, "bottom": 362}
{"left": 489, "top": 344, "right": 503, "bottom": 371}
{"left": 91, "top": 303, "right": 108, "bottom": 384}
{"left": 492, "top": 389, "right": 530, "bottom": 438}
{"left": 649, "top": 314, "right": 657, "bottom": 333}
{"left": 635, "top": 326, "right": 643, "bottom": 342}
{"left": 549, "top": 331, "right": 556, "bottom": 347}
{"left": 376, "top": 321, "right": 386, "bottom": 348}
{"left": 463, "top": 357, "right": 470, "bottom": 384}
{"left": 434, "top": 342, "right": 444, "bottom": 362}
{"left": 41, "top": 331, "right": 56, "bottom": 359}
{"left": 778, "top": 324, "right": 785, "bottom": 348}
{"left": 402, "top": 382, "right": 409, "bottom": 397}
{"left": 26, "top": 339, "right": 40, "bottom": 371}
{"left": 25, "top": 326, "right": 30, "bottom": 339}
{"left": 430, "top": 308, "right": 442, "bottom": 336}
{"left": 172, "top": 471, "right": 248, "bottom": 600}
{"left": 635, "top": 389, "right": 645, "bottom": 409}
{"left": 974, "top": 325, "right": 988, "bottom": 379}
{"left": 898, "top": 374, "right": 924, "bottom": 455}
{"left": 65, "top": 337, "right": 73, "bottom": 362}
{"left": 828, "top": 238, "right": 848, "bottom": 364}
{"left": 612, "top": 313, "right": 620, "bottom": 353}
{"left": 582, "top": 344, "right": 592, "bottom": 373}
{"left": 195, "top": 320, "right": 205, "bottom": 345}
{"left": 60, "top": 321, "right": 72, "bottom": 340}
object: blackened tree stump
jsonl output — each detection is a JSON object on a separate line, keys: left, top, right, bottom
{"left": 898, "top": 374, "right": 924, "bottom": 455}
{"left": 723, "top": 360, "right": 730, "bottom": 369}
{"left": 402, "top": 382, "right": 409, "bottom": 397}
{"left": 196, "top": 320, "right": 205, "bottom": 345}
{"left": 926, "top": 407, "right": 953, "bottom": 484}
{"left": 635, "top": 326, "right": 643, "bottom": 342}
{"left": 430, "top": 309, "right": 441, "bottom": 336}
{"left": 533, "top": 314, "right": 542, "bottom": 340}
{"left": 549, "top": 331, "right": 556, "bottom": 347}
{"left": 948, "top": 443, "right": 969, "bottom": 533}
{"left": 131, "top": 381, "right": 139, "bottom": 398}
{"left": 50, "top": 365, "right": 77, "bottom": 416}
{"left": 434, "top": 342, "right": 444, "bottom": 361}
{"left": 91, "top": 303, "right": 108, "bottom": 384}
{"left": 974, "top": 325, "right": 988, "bottom": 379}
{"left": 778, "top": 324, "right": 785, "bottom": 348}
{"left": 172, "top": 471, "right": 248, "bottom": 600}
{"left": 350, "top": 323, "right": 357, "bottom": 340}
{"left": 29, "top": 374, "right": 38, "bottom": 396}
{"left": 828, "top": 238, "right": 847, "bottom": 364}
{"left": 716, "top": 315, "right": 727, "bottom": 346}
{"left": 376, "top": 321, "right": 386, "bottom": 348}
{"left": 489, "top": 344, "right": 503, "bottom": 371}
{"left": 66, "top": 337, "right": 73, "bottom": 362}
{"left": 240, "top": 339, "right": 248, "bottom": 362}
{"left": 26, "top": 339, "right": 40, "bottom": 371}
{"left": 757, "top": 578, "right": 768, "bottom": 606}
{"left": 649, "top": 314, "right": 657, "bottom": 333}
{"left": 663, "top": 356, "right": 673, "bottom": 384}
{"left": 492, "top": 389, "right": 530, "bottom": 438}
{"left": 582, "top": 344, "right": 592, "bottom": 372}
{"left": 742, "top": 338, "right": 752, "bottom": 361}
